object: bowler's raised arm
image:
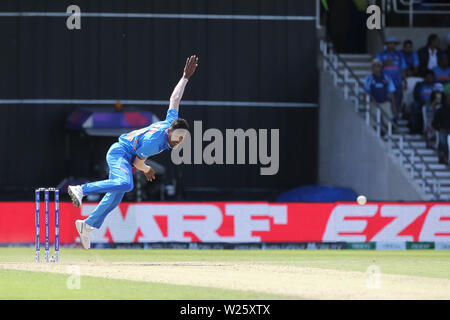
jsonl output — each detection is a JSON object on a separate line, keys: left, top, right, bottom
{"left": 169, "top": 55, "right": 199, "bottom": 112}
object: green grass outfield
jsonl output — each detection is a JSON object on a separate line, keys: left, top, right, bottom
{"left": 0, "top": 248, "right": 449, "bottom": 299}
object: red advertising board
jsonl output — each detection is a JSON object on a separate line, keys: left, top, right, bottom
{"left": 0, "top": 202, "right": 449, "bottom": 243}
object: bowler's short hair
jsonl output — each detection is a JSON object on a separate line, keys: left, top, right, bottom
{"left": 170, "top": 118, "right": 189, "bottom": 131}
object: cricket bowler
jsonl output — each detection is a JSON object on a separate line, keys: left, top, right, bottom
{"left": 67, "top": 55, "right": 199, "bottom": 249}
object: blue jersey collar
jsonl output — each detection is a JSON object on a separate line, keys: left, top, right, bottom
{"left": 163, "top": 129, "right": 171, "bottom": 150}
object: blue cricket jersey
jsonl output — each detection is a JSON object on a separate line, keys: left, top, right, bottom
{"left": 364, "top": 72, "right": 396, "bottom": 103}
{"left": 399, "top": 50, "right": 419, "bottom": 70}
{"left": 433, "top": 66, "right": 450, "bottom": 84}
{"left": 118, "top": 108, "right": 178, "bottom": 160}
{"left": 376, "top": 50, "right": 407, "bottom": 87}
{"left": 417, "top": 83, "right": 434, "bottom": 103}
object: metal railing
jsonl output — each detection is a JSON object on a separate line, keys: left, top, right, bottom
{"left": 315, "top": 0, "right": 449, "bottom": 29}
{"left": 319, "top": 39, "right": 442, "bottom": 199}
{"left": 391, "top": 0, "right": 450, "bottom": 26}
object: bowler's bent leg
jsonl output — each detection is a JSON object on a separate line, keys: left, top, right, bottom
{"left": 81, "top": 161, "right": 133, "bottom": 194}
{"left": 81, "top": 143, "right": 134, "bottom": 195}
{"left": 85, "top": 191, "right": 125, "bottom": 228}
{"left": 82, "top": 143, "right": 134, "bottom": 228}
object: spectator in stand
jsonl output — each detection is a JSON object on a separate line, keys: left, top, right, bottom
{"left": 363, "top": 59, "right": 397, "bottom": 129}
{"left": 433, "top": 82, "right": 444, "bottom": 96}
{"left": 445, "top": 33, "right": 450, "bottom": 95}
{"left": 376, "top": 36, "right": 407, "bottom": 115}
{"left": 447, "top": 32, "right": 450, "bottom": 56}
{"left": 400, "top": 40, "right": 419, "bottom": 77}
{"left": 433, "top": 52, "right": 450, "bottom": 84}
{"left": 412, "top": 69, "right": 436, "bottom": 133}
{"left": 423, "top": 90, "right": 443, "bottom": 148}
{"left": 432, "top": 93, "right": 450, "bottom": 164}
{"left": 418, "top": 34, "right": 441, "bottom": 77}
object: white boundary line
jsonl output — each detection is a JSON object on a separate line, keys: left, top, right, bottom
{"left": 0, "top": 12, "right": 316, "bottom": 21}
{"left": 0, "top": 99, "right": 317, "bottom": 108}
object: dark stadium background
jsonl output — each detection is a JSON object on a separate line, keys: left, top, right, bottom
{"left": 0, "top": 0, "right": 318, "bottom": 201}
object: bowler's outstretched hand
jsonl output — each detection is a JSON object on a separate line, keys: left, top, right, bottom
{"left": 183, "top": 55, "right": 199, "bottom": 79}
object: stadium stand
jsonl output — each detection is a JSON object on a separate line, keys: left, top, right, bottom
{"left": 319, "top": 30, "right": 450, "bottom": 200}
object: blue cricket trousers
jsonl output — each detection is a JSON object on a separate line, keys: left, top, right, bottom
{"left": 81, "top": 142, "right": 134, "bottom": 228}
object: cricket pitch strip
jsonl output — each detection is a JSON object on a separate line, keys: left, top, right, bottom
{"left": 1, "top": 261, "right": 449, "bottom": 299}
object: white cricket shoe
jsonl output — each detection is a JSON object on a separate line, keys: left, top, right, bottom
{"left": 68, "top": 185, "right": 84, "bottom": 208}
{"left": 75, "top": 220, "right": 93, "bottom": 250}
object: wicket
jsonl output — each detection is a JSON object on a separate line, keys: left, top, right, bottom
{"left": 35, "top": 188, "right": 59, "bottom": 262}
